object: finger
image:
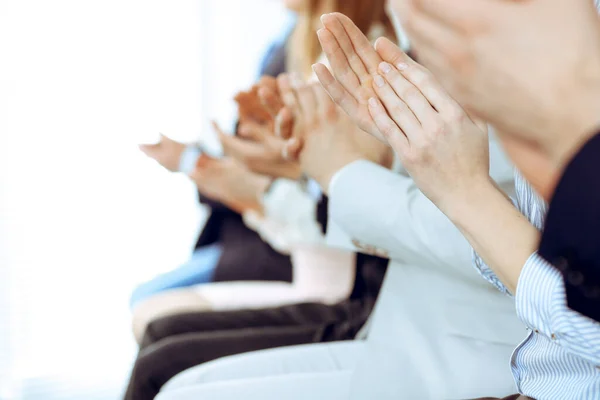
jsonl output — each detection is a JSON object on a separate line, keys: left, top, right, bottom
{"left": 316, "top": 28, "right": 362, "bottom": 99}
{"left": 376, "top": 62, "right": 438, "bottom": 127}
{"left": 258, "top": 86, "right": 283, "bottom": 118}
{"left": 275, "top": 107, "right": 294, "bottom": 139}
{"left": 333, "top": 12, "right": 383, "bottom": 74}
{"left": 367, "top": 97, "right": 410, "bottom": 155}
{"left": 312, "top": 82, "right": 336, "bottom": 115}
{"left": 374, "top": 37, "right": 420, "bottom": 71}
{"left": 295, "top": 84, "right": 318, "bottom": 123}
{"left": 371, "top": 73, "right": 423, "bottom": 140}
{"left": 194, "top": 153, "right": 212, "bottom": 169}
{"left": 321, "top": 14, "right": 371, "bottom": 84}
{"left": 219, "top": 132, "right": 265, "bottom": 164}
{"left": 211, "top": 121, "right": 229, "bottom": 137}
{"left": 406, "top": 35, "right": 467, "bottom": 108}
{"left": 277, "top": 74, "right": 301, "bottom": 114}
{"left": 238, "top": 121, "right": 269, "bottom": 142}
{"left": 378, "top": 54, "right": 461, "bottom": 117}
{"left": 282, "top": 137, "right": 303, "bottom": 161}
{"left": 313, "top": 63, "right": 360, "bottom": 119}
{"left": 138, "top": 143, "right": 159, "bottom": 155}
{"left": 287, "top": 137, "right": 303, "bottom": 160}
{"left": 257, "top": 75, "right": 279, "bottom": 93}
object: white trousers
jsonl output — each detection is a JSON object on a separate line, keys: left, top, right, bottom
{"left": 155, "top": 341, "right": 364, "bottom": 400}
{"left": 156, "top": 264, "right": 524, "bottom": 400}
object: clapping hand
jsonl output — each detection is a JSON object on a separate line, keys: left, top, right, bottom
{"left": 394, "top": 0, "right": 600, "bottom": 198}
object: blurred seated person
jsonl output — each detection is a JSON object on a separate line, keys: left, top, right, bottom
{"left": 129, "top": 0, "right": 395, "bottom": 341}
{"left": 130, "top": 19, "right": 295, "bottom": 341}
{"left": 122, "top": 2, "right": 396, "bottom": 398}
{"left": 153, "top": 15, "right": 525, "bottom": 400}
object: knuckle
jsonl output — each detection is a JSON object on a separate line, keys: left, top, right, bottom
{"left": 391, "top": 101, "right": 408, "bottom": 116}
{"left": 401, "top": 86, "right": 420, "bottom": 101}
{"left": 446, "top": 106, "right": 465, "bottom": 125}
{"left": 380, "top": 122, "right": 396, "bottom": 139}
{"left": 428, "top": 120, "right": 446, "bottom": 137}
{"left": 411, "top": 68, "right": 431, "bottom": 87}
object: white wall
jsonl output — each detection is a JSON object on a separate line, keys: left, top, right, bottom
{"left": 0, "top": 0, "right": 288, "bottom": 398}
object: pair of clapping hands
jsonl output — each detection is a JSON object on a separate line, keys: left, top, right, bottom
{"left": 218, "top": 12, "right": 490, "bottom": 221}
{"left": 143, "top": 12, "right": 491, "bottom": 219}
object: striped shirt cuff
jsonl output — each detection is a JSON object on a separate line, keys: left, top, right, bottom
{"left": 179, "top": 146, "right": 202, "bottom": 175}
{"left": 515, "top": 252, "right": 564, "bottom": 337}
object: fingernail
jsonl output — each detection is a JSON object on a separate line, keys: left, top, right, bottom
{"left": 368, "top": 97, "right": 378, "bottom": 107}
{"left": 396, "top": 62, "right": 408, "bottom": 71}
{"left": 379, "top": 62, "right": 392, "bottom": 74}
{"left": 373, "top": 75, "right": 385, "bottom": 88}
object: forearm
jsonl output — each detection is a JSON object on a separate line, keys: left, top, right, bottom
{"left": 444, "top": 178, "right": 540, "bottom": 294}
{"left": 304, "top": 152, "right": 365, "bottom": 194}
{"left": 261, "top": 161, "right": 302, "bottom": 181}
{"left": 329, "top": 160, "right": 473, "bottom": 268}
{"left": 227, "top": 174, "right": 271, "bottom": 214}
{"left": 198, "top": 174, "right": 270, "bottom": 215}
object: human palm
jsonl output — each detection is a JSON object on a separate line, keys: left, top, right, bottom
{"left": 314, "top": 13, "right": 389, "bottom": 142}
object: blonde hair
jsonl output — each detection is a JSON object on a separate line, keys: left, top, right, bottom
{"left": 287, "top": 0, "right": 396, "bottom": 78}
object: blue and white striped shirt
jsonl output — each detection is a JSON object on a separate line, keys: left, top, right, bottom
{"left": 473, "top": 174, "right": 600, "bottom": 399}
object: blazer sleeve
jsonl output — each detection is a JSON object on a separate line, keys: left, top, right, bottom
{"left": 328, "top": 136, "right": 515, "bottom": 277}
{"left": 539, "top": 132, "right": 600, "bottom": 323}
{"left": 329, "top": 160, "right": 474, "bottom": 274}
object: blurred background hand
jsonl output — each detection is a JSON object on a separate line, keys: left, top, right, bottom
{"left": 189, "top": 155, "right": 271, "bottom": 214}
{"left": 139, "top": 134, "right": 187, "bottom": 173}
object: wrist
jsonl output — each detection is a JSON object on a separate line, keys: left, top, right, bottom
{"left": 178, "top": 145, "right": 201, "bottom": 174}
{"left": 279, "top": 163, "right": 303, "bottom": 180}
{"left": 248, "top": 174, "right": 271, "bottom": 211}
{"left": 439, "top": 176, "right": 504, "bottom": 225}
{"left": 305, "top": 153, "right": 364, "bottom": 194}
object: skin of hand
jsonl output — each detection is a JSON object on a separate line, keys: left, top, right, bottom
{"left": 214, "top": 121, "right": 302, "bottom": 180}
{"left": 394, "top": 0, "right": 600, "bottom": 192}
{"left": 366, "top": 37, "right": 538, "bottom": 293}
{"left": 280, "top": 75, "right": 394, "bottom": 193}
{"left": 366, "top": 41, "right": 490, "bottom": 213}
{"left": 257, "top": 75, "right": 285, "bottom": 119}
{"left": 257, "top": 77, "right": 295, "bottom": 140}
{"left": 139, "top": 133, "right": 187, "bottom": 172}
{"left": 234, "top": 83, "right": 275, "bottom": 127}
{"left": 189, "top": 154, "right": 271, "bottom": 214}
{"left": 313, "top": 12, "right": 392, "bottom": 143}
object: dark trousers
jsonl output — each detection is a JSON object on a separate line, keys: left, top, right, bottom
{"left": 124, "top": 301, "right": 367, "bottom": 400}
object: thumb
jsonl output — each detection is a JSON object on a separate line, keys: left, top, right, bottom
{"left": 195, "top": 153, "right": 216, "bottom": 169}
{"left": 282, "top": 137, "right": 303, "bottom": 161}
{"left": 239, "top": 121, "right": 268, "bottom": 142}
{"left": 211, "top": 120, "right": 229, "bottom": 137}
{"left": 139, "top": 142, "right": 160, "bottom": 157}
{"left": 275, "top": 107, "right": 294, "bottom": 139}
